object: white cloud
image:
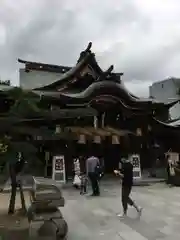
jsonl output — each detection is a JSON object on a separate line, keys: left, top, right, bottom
{"left": 0, "top": 0, "right": 180, "bottom": 96}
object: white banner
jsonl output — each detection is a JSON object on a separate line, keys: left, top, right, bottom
{"left": 52, "top": 155, "right": 66, "bottom": 183}
{"left": 129, "top": 154, "right": 142, "bottom": 180}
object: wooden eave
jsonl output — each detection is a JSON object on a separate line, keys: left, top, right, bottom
{"left": 37, "top": 107, "right": 98, "bottom": 119}
{"left": 85, "top": 127, "right": 112, "bottom": 137}
{"left": 66, "top": 127, "right": 93, "bottom": 136}
{"left": 104, "top": 126, "right": 136, "bottom": 136}
{"left": 12, "top": 126, "right": 77, "bottom": 140}
{"left": 0, "top": 107, "right": 98, "bottom": 128}
{"left": 65, "top": 126, "right": 131, "bottom": 138}
{"left": 66, "top": 126, "right": 110, "bottom": 137}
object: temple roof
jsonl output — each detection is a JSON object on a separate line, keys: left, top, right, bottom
{"left": 152, "top": 117, "right": 180, "bottom": 131}
{"left": 34, "top": 80, "right": 177, "bottom": 113}
{"left": 16, "top": 43, "right": 178, "bottom": 124}
{"left": 166, "top": 118, "right": 180, "bottom": 126}
{"left": 18, "top": 58, "right": 71, "bottom": 74}
{"left": 18, "top": 43, "right": 124, "bottom": 92}
{"left": 33, "top": 50, "right": 94, "bottom": 91}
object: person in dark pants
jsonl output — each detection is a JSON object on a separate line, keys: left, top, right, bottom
{"left": 86, "top": 156, "right": 100, "bottom": 196}
{"left": 115, "top": 157, "right": 142, "bottom": 218}
{"left": 80, "top": 172, "right": 88, "bottom": 195}
{"left": 166, "top": 154, "right": 175, "bottom": 186}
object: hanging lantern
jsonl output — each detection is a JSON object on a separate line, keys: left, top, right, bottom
{"left": 136, "top": 128, "right": 142, "bottom": 136}
{"left": 78, "top": 134, "right": 86, "bottom": 144}
{"left": 55, "top": 125, "right": 61, "bottom": 134}
{"left": 36, "top": 135, "right": 42, "bottom": 140}
{"left": 148, "top": 125, "right": 152, "bottom": 131}
{"left": 94, "top": 135, "right": 101, "bottom": 144}
{"left": 112, "top": 135, "right": 120, "bottom": 144}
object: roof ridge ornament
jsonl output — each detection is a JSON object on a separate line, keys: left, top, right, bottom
{"left": 106, "top": 65, "right": 114, "bottom": 74}
{"left": 85, "top": 42, "right": 92, "bottom": 52}
{"left": 96, "top": 65, "right": 114, "bottom": 82}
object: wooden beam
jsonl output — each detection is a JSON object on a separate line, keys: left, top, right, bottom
{"left": 66, "top": 126, "right": 93, "bottom": 136}
{"left": 105, "top": 126, "right": 135, "bottom": 136}
{"left": 85, "top": 127, "right": 111, "bottom": 137}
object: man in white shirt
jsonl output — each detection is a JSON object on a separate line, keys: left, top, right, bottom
{"left": 86, "top": 156, "right": 100, "bottom": 196}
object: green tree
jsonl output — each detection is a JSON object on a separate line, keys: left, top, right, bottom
{"left": 0, "top": 87, "right": 42, "bottom": 214}
{"left": 0, "top": 87, "right": 78, "bottom": 214}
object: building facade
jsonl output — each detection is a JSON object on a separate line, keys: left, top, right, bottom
{"left": 149, "top": 78, "right": 180, "bottom": 120}
{"left": 18, "top": 59, "right": 71, "bottom": 90}
{"left": 19, "top": 68, "right": 65, "bottom": 89}
{"left": 11, "top": 43, "right": 180, "bottom": 178}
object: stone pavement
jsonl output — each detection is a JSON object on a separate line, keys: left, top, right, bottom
{"left": 0, "top": 192, "right": 30, "bottom": 240}
{"left": 61, "top": 182, "right": 180, "bottom": 240}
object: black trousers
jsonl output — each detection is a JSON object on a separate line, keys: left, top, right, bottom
{"left": 80, "top": 184, "right": 87, "bottom": 194}
{"left": 167, "top": 167, "right": 175, "bottom": 185}
{"left": 88, "top": 172, "right": 100, "bottom": 195}
{"left": 121, "top": 185, "right": 134, "bottom": 213}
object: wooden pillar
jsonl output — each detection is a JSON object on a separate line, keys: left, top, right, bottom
{"left": 93, "top": 116, "right": 98, "bottom": 129}
{"left": 44, "top": 151, "right": 50, "bottom": 177}
{"left": 101, "top": 112, "right": 105, "bottom": 128}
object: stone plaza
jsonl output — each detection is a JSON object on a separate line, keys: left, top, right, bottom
{"left": 61, "top": 181, "right": 180, "bottom": 240}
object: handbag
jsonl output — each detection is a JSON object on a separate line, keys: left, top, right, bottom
{"left": 73, "top": 175, "right": 81, "bottom": 186}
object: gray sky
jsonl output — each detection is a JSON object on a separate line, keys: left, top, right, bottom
{"left": 1, "top": 0, "right": 180, "bottom": 96}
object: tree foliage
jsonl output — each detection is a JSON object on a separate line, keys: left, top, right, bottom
{"left": 0, "top": 87, "right": 44, "bottom": 160}
{"left": 4, "top": 87, "right": 41, "bottom": 117}
{"left": 0, "top": 87, "right": 45, "bottom": 214}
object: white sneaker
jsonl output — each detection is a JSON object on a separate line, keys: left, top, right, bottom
{"left": 117, "top": 213, "right": 127, "bottom": 218}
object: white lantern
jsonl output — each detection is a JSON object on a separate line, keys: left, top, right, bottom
{"left": 55, "top": 125, "right": 61, "bottom": 134}
{"left": 78, "top": 134, "right": 86, "bottom": 144}
{"left": 112, "top": 135, "right": 120, "bottom": 144}
{"left": 136, "top": 128, "right": 142, "bottom": 136}
{"left": 36, "top": 135, "right": 42, "bottom": 140}
{"left": 94, "top": 135, "right": 101, "bottom": 144}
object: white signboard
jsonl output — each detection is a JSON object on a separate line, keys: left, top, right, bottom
{"left": 52, "top": 155, "right": 66, "bottom": 183}
{"left": 129, "top": 154, "right": 142, "bottom": 180}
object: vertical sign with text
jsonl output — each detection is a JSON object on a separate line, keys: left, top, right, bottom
{"left": 52, "top": 155, "right": 66, "bottom": 183}
{"left": 129, "top": 154, "right": 142, "bottom": 180}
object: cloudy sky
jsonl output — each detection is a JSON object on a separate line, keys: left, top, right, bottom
{"left": 1, "top": 0, "right": 180, "bottom": 96}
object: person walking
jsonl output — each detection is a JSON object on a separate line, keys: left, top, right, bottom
{"left": 115, "top": 157, "right": 142, "bottom": 218}
{"left": 86, "top": 155, "right": 100, "bottom": 196}
{"left": 166, "top": 154, "right": 175, "bottom": 186}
